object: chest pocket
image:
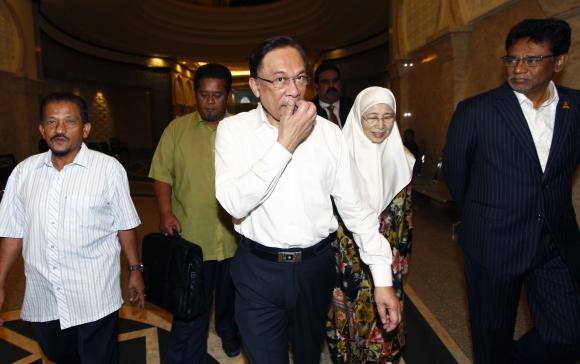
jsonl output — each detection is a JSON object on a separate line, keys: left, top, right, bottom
{"left": 63, "top": 172, "right": 113, "bottom": 231}
{"left": 72, "top": 192, "right": 111, "bottom": 228}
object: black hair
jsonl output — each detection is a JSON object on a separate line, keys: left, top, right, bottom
{"left": 314, "top": 63, "right": 341, "bottom": 84}
{"left": 194, "top": 63, "right": 232, "bottom": 93}
{"left": 249, "top": 36, "right": 308, "bottom": 78}
{"left": 40, "top": 92, "right": 89, "bottom": 123}
{"left": 505, "top": 18, "right": 571, "bottom": 55}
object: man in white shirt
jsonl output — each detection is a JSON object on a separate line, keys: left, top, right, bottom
{"left": 0, "top": 93, "right": 144, "bottom": 363}
{"left": 215, "top": 36, "right": 400, "bottom": 364}
{"left": 443, "top": 19, "right": 580, "bottom": 363}
{"left": 312, "top": 63, "right": 353, "bottom": 128}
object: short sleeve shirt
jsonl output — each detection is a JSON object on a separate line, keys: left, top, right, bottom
{"left": 149, "top": 112, "right": 237, "bottom": 261}
{"left": 0, "top": 144, "right": 141, "bottom": 328}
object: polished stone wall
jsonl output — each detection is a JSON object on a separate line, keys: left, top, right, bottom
{"left": 0, "top": 0, "right": 42, "bottom": 161}
{"left": 0, "top": 70, "right": 43, "bottom": 161}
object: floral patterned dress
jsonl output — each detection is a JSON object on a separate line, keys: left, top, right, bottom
{"left": 327, "top": 185, "right": 413, "bottom": 363}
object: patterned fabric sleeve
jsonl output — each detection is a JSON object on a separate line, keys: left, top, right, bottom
{"left": 400, "top": 184, "right": 413, "bottom": 275}
{"left": 380, "top": 184, "right": 413, "bottom": 277}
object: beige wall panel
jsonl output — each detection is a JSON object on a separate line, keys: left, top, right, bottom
{"left": 0, "top": 0, "right": 21, "bottom": 74}
{"left": 538, "top": 0, "right": 580, "bottom": 14}
{"left": 391, "top": 29, "right": 471, "bottom": 174}
{"left": 557, "top": 7, "right": 580, "bottom": 90}
{"left": 5, "top": 0, "right": 37, "bottom": 79}
{"left": 403, "top": 0, "right": 441, "bottom": 54}
{"left": 0, "top": 0, "right": 41, "bottom": 160}
{"left": 0, "top": 71, "right": 43, "bottom": 161}
{"left": 458, "top": 0, "right": 511, "bottom": 24}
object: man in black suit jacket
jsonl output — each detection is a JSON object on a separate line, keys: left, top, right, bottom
{"left": 443, "top": 18, "right": 580, "bottom": 364}
{"left": 312, "top": 63, "right": 353, "bottom": 128}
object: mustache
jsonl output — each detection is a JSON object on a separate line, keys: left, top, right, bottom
{"left": 326, "top": 87, "right": 338, "bottom": 94}
{"left": 50, "top": 134, "right": 68, "bottom": 141}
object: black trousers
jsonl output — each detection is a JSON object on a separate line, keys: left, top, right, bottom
{"left": 231, "top": 236, "right": 336, "bottom": 364}
{"left": 32, "top": 311, "right": 119, "bottom": 364}
{"left": 167, "top": 258, "right": 238, "bottom": 364}
{"left": 464, "top": 231, "right": 580, "bottom": 364}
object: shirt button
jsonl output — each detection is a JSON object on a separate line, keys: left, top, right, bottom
{"left": 50, "top": 245, "right": 55, "bottom": 249}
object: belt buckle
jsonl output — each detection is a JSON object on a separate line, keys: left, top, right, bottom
{"left": 277, "top": 251, "right": 302, "bottom": 263}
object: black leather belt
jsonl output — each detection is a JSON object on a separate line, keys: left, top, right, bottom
{"left": 239, "top": 234, "right": 335, "bottom": 263}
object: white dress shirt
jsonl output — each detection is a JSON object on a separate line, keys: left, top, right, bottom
{"left": 319, "top": 99, "right": 342, "bottom": 126}
{"left": 514, "top": 80, "right": 558, "bottom": 172}
{"left": 0, "top": 144, "right": 140, "bottom": 329}
{"left": 215, "top": 104, "right": 392, "bottom": 286}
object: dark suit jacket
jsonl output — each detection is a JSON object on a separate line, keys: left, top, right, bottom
{"left": 312, "top": 96, "right": 353, "bottom": 128}
{"left": 443, "top": 83, "right": 580, "bottom": 281}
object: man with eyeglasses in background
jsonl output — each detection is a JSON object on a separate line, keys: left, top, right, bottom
{"left": 443, "top": 18, "right": 580, "bottom": 363}
{"left": 312, "top": 63, "right": 353, "bottom": 128}
{"left": 215, "top": 36, "right": 401, "bottom": 363}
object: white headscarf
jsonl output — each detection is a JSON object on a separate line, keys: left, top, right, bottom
{"left": 342, "top": 86, "right": 415, "bottom": 215}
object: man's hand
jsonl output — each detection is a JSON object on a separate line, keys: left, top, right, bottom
{"left": 159, "top": 212, "right": 181, "bottom": 236}
{"left": 0, "top": 237, "right": 23, "bottom": 327}
{"left": 128, "top": 272, "right": 145, "bottom": 309}
{"left": 374, "top": 286, "right": 401, "bottom": 332}
{"left": 277, "top": 99, "right": 317, "bottom": 153}
{"left": 118, "top": 229, "right": 145, "bottom": 309}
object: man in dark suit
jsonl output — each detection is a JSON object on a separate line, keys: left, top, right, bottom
{"left": 312, "top": 63, "right": 353, "bottom": 128}
{"left": 443, "top": 18, "right": 580, "bottom": 364}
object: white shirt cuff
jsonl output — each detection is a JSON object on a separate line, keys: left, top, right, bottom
{"left": 251, "top": 142, "right": 292, "bottom": 182}
{"left": 369, "top": 264, "right": 393, "bottom": 287}
{"left": 271, "top": 141, "right": 292, "bottom": 160}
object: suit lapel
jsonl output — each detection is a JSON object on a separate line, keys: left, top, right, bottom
{"left": 313, "top": 97, "right": 326, "bottom": 118}
{"left": 544, "top": 87, "right": 574, "bottom": 177}
{"left": 494, "top": 84, "right": 542, "bottom": 172}
{"left": 339, "top": 99, "right": 349, "bottom": 125}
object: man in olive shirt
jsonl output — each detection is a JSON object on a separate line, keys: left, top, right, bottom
{"left": 149, "top": 63, "right": 239, "bottom": 363}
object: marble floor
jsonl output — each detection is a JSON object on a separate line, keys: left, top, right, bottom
{"left": 405, "top": 193, "right": 532, "bottom": 362}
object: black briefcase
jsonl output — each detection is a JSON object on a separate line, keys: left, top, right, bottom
{"left": 142, "top": 233, "right": 206, "bottom": 320}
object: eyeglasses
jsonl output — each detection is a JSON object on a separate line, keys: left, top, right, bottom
{"left": 256, "top": 74, "right": 309, "bottom": 89}
{"left": 362, "top": 115, "right": 395, "bottom": 125}
{"left": 501, "top": 54, "right": 556, "bottom": 67}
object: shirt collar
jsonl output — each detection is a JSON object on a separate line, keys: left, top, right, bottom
{"left": 514, "top": 80, "right": 558, "bottom": 109}
{"left": 38, "top": 142, "right": 90, "bottom": 169}
{"left": 319, "top": 99, "right": 340, "bottom": 109}
{"left": 196, "top": 111, "right": 233, "bottom": 130}
{"left": 257, "top": 103, "right": 278, "bottom": 131}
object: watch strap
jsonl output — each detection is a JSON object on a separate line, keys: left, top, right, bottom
{"left": 128, "top": 263, "right": 144, "bottom": 272}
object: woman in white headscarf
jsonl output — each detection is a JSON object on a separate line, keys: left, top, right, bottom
{"left": 327, "top": 87, "right": 415, "bottom": 363}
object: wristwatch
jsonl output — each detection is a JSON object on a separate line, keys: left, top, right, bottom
{"left": 128, "top": 263, "right": 144, "bottom": 272}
